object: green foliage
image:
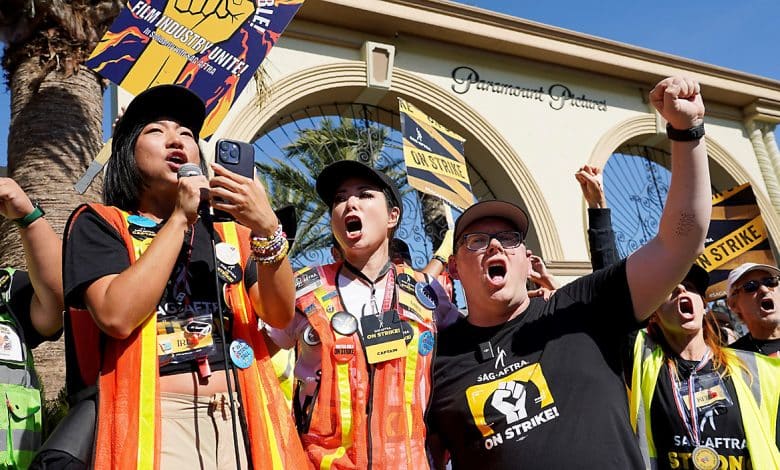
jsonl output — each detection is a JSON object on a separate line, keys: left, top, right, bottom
{"left": 42, "top": 387, "right": 69, "bottom": 440}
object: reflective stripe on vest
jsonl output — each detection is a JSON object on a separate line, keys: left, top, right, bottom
{"left": 123, "top": 209, "right": 161, "bottom": 470}
{"left": 0, "top": 428, "right": 40, "bottom": 452}
{"left": 630, "top": 331, "right": 780, "bottom": 470}
{"left": 218, "top": 222, "right": 288, "bottom": 469}
{"left": 298, "top": 263, "right": 435, "bottom": 469}
{"left": 313, "top": 270, "right": 356, "bottom": 470}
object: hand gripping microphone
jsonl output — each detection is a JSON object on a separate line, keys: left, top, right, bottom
{"left": 177, "top": 162, "right": 203, "bottom": 179}
{"left": 176, "top": 163, "right": 211, "bottom": 219}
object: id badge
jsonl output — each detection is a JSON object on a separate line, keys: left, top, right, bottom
{"left": 680, "top": 371, "right": 733, "bottom": 411}
{"left": 360, "top": 310, "right": 407, "bottom": 364}
{"left": 0, "top": 323, "right": 24, "bottom": 363}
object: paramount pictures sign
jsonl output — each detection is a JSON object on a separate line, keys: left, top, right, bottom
{"left": 451, "top": 66, "right": 607, "bottom": 112}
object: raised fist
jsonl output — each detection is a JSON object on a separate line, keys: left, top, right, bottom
{"left": 491, "top": 381, "right": 528, "bottom": 424}
{"left": 649, "top": 76, "right": 705, "bottom": 130}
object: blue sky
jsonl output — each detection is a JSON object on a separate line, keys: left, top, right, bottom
{"left": 1, "top": 0, "right": 778, "bottom": 166}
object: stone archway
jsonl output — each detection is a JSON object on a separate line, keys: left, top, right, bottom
{"left": 216, "top": 61, "right": 565, "bottom": 259}
{"left": 587, "top": 114, "right": 780, "bottom": 250}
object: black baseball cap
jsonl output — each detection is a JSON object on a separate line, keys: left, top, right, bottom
{"left": 453, "top": 200, "right": 530, "bottom": 251}
{"left": 316, "top": 160, "right": 403, "bottom": 218}
{"left": 683, "top": 264, "right": 710, "bottom": 297}
{"left": 113, "top": 85, "right": 206, "bottom": 149}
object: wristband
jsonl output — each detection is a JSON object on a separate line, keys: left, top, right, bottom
{"left": 13, "top": 202, "right": 45, "bottom": 228}
{"left": 666, "top": 123, "right": 705, "bottom": 142}
{"left": 432, "top": 255, "right": 448, "bottom": 265}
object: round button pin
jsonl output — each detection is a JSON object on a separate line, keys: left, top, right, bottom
{"left": 418, "top": 331, "right": 434, "bottom": 356}
{"left": 415, "top": 282, "right": 437, "bottom": 310}
{"left": 401, "top": 321, "right": 414, "bottom": 345}
{"left": 333, "top": 337, "right": 356, "bottom": 363}
{"left": 397, "top": 273, "right": 417, "bottom": 294}
{"left": 331, "top": 312, "right": 358, "bottom": 336}
{"left": 217, "top": 262, "right": 242, "bottom": 284}
{"left": 303, "top": 324, "right": 321, "bottom": 346}
{"left": 215, "top": 242, "right": 241, "bottom": 266}
{"left": 127, "top": 214, "right": 157, "bottom": 227}
{"left": 229, "top": 339, "right": 254, "bottom": 369}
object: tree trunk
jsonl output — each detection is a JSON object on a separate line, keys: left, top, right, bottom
{"left": 1, "top": 59, "right": 105, "bottom": 399}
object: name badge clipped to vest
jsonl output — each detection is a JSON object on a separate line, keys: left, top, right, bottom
{"left": 360, "top": 310, "right": 407, "bottom": 364}
{"left": 0, "top": 323, "right": 24, "bottom": 363}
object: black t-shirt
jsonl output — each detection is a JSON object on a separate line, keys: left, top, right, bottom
{"left": 646, "top": 355, "right": 753, "bottom": 470}
{"left": 64, "top": 210, "right": 258, "bottom": 375}
{"left": 729, "top": 334, "right": 780, "bottom": 358}
{"left": 625, "top": 332, "right": 780, "bottom": 469}
{"left": 0, "top": 270, "right": 53, "bottom": 349}
{"left": 428, "top": 260, "right": 644, "bottom": 469}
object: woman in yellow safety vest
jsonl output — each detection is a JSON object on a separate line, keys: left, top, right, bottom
{"left": 628, "top": 264, "right": 780, "bottom": 470}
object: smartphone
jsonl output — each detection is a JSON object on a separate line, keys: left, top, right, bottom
{"left": 213, "top": 139, "right": 255, "bottom": 222}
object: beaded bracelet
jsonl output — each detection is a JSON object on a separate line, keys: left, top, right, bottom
{"left": 250, "top": 224, "right": 289, "bottom": 264}
{"left": 250, "top": 233, "right": 286, "bottom": 253}
{"left": 252, "top": 238, "right": 289, "bottom": 264}
{"left": 251, "top": 224, "right": 283, "bottom": 244}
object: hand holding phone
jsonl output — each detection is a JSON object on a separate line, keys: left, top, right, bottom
{"left": 212, "top": 139, "right": 255, "bottom": 222}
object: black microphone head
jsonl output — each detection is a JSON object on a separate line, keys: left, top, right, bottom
{"left": 177, "top": 163, "right": 203, "bottom": 179}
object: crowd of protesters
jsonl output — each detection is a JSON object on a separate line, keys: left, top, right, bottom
{"left": 0, "top": 74, "right": 777, "bottom": 470}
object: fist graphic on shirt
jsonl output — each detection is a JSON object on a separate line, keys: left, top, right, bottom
{"left": 491, "top": 381, "right": 528, "bottom": 424}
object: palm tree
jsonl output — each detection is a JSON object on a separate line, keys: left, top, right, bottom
{"left": 0, "top": 0, "right": 122, "bottom": 399}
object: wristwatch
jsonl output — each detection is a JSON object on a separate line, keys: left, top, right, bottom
{"left": 14, "top": 202, "right": 45, "bottom": 228}
{"left": 666, "top": 123, "right": 705, "bottom": 142}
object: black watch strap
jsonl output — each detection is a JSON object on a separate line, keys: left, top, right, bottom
{"left": 666, "top": 123, "right": 705, "bottom": 142}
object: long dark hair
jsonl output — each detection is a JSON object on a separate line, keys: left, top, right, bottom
{"left": 103, "top": 118, "right": 206, "bottom": 211}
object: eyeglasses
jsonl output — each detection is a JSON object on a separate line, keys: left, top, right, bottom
{"left": 734, "top": 276, "right": 780, "bottom": 294}
{"left": 459, "top": 231, "right": 524, "bottom": 252}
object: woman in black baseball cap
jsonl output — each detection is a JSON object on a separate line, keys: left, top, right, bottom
{"left": 266, "top": 159, "right": 459, "bottom": 468}
{"left": 628, "top": 264, "right": 780, "bottom": 469}
{"left": 62, "top": 85, "right": 306, "bottom": 469}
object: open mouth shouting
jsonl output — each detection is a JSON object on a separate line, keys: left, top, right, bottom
{"left": 677, "top": 296, "right": 695, "bottom": 320}
{"left": 344, "top": 214, "right": 363, "bottom": 239}
{"left": 485, "top": 259, "right": 508, "bottom": 286}
{"left": 759, "top": 296, "right": 775, "bottom": 315}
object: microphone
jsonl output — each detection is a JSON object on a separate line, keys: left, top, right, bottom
{"left": 176, "top": 163, "right": 211, "bottom": 219}
{"left": 177, "top": 163, "right": 203, "bottom": 179}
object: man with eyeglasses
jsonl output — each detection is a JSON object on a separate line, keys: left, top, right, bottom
{"left": 426, "top": 76, "right": 712, "bottom": 469}
{"left": 726, "top": 263, "right": 780, "bottom": 357}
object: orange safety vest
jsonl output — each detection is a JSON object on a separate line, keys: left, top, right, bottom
{"left": 294, "top": 263, "right": 439, "bottom": 470}
{"left": 65, "top": 203, "right": 307, "bottom": 470}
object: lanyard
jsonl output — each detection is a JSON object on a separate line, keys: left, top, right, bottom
{"left": 667, "top": 350, "right": 712, "bottom": 446}
{"left": 169, "top": 226, "right": 197, "bottom": 307}
{"left": 343, "top": 260, "right": 396, "bottom": 315}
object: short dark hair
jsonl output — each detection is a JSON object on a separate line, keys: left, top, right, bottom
{"left": 103, "top": 119, "right": 206, "bottom": 211}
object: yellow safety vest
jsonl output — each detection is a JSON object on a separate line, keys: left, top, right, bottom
{"left": 629, "top": 330, "right": 780, "bottom": 469}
